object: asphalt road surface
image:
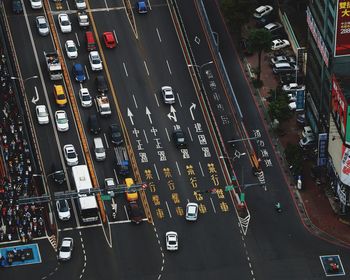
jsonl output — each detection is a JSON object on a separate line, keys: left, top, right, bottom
{"left": 1, "top": 0, "right": 350, "bottom": 279}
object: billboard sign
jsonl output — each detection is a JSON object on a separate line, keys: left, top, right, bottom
{"left": 306, "top": 7, "right": 329, "bottom": 66}
{"left": 340, "top": 147, "right": 350, "bottom": 185}
{"left": 335, "top": 0, "right": 350, "bottom": 57}
{"left": 317, "top": 133, "right": 328, "bottom": 166}
{"left": 331, "top": 76, "right": 347, "bottom": 138}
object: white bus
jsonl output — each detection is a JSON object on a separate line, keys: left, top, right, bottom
{"left": 72, "top": 165, "right": 99, "bottom": 223}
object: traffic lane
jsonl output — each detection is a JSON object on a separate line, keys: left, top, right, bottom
{"left": 82, "top": 223, "right": 162, "bottom": 280}
{"left": 181, "top": 0, "right": 350, "bottom": 276}
{"left": 157, "top": 214, "right": 251, "bottom": 280}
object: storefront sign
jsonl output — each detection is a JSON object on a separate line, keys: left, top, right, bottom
{"left": 317, "top": 133, "right": 328, "bottom": 166}
{"left": 340, "top": 147, "right": 350, "bottom": 185}
{"left": 296, "top": 89, "right": 305, "bottom": 111}
{"left": 306, "top": 7, "right": 329, "bottom": 65}
{"left": 335, "top": 0, "right": 350, "bottom": 57}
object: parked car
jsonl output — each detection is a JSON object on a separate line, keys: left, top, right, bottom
{"left": 74, "top": 0, "right": 86, "bottom": 9}
{"left": 288, "top": 101, "right": 296, "bottom": 111}
{"left": 272, "top": 62, "right": 297, "bottom": 75}
{"left": 161, "top": 86, "right": 175, "bottom": 104}
{"left": 253, "top": 5, "right": 273, "bottom": 19}
{"left": 302, "top": 126, "right": 314, "bottom": 138}
{"left": 36, "top": 16, "right": 49, "bottom": 36}
{"left": 264, "top": 22, "right": 283, "bottom": 34}
{"left": 255, "top": 12, "right": 276, "bottom": 28}
{"left": 279, "top": 73, "right": 304, "bottom": 85}
{"left": 282, "top": 83, "right": 305, "bottom": 92}
{"left": 270, "top": 55, "right": 295, "bottom": 65}
{"left": 35, "top": 105, "right": 49, "bottom": 124}
{"left": 103, "top": 32, "right": 117, "bottom": 48}
{"left": 65, "top": 40, "right": 78, "bottom": 59}
{"left": 58, "top": 13, "right": 72, "bottom": 33}
{"left": 166, "top": 231, "right": 178, "bottom": 251}
{"left": 299, "top": 135, "right": 316, "bottom": 148}
{"left": 58, "top": 237, "right": 73, "bottom": 261}
{"left": 271, "top": 39, "right": 290, "bottom": 51}
{"left": 56, "top": 199, "right": 70, "bottom": 221}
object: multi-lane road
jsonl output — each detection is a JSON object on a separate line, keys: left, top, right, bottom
{"left": 1, "top": 0, "right": 350, "bottom": 279}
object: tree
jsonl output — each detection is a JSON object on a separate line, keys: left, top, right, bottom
{"left": 247, "top": 28, "right": 272, "bottom": 82}
{"left": 220, "top": 0, "right": 255, "bottom": 39}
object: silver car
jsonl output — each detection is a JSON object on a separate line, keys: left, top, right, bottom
{"left": 36, "top": 16, "right": 49, "bottom": 36}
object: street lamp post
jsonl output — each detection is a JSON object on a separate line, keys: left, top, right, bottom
{"left": 188, "top": 61, "right": 214, "bottom": 71}
{"left": 219, "top": 150, "right": 246, "bottom": 161}
{"left": 11, "top": 75, "right": 39, "bottom": 84}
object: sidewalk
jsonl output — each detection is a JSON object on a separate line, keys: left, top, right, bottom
{"left": 245, "top": 51, "right": 350, "bottom": 247}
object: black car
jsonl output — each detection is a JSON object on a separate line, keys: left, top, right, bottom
{"left": 173, "top": 128, "right": 186, "bottom": 148}
{"left": 12, "top": 0, "right": 23, "bottom": 14}
{"left": 53, "top": 170, "right": 66, "bottom": 185}
{"left": 279, "top": 73, "right": 304, "bottom": 85}
{"left": 255, "top": 12, "right": 276, "bottom": 28}
{"left": 127, "top": 201, "right": 142, "bottom": 224}
{"left": 109, "top": 124, "right": 123, "bottom": 145}
{"left": 96, "top": 75, "right": 108, "bottom": 93}
{"left": 88, "top": 114, "right": 101, "bottom": 135}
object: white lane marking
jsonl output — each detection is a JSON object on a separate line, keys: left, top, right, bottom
{"left": 132, "top": 94, "right": 138, "bottom": 108}
{"left": 165, "top": 127, "right": 170, "bottom": 142}
{"left": 154, "top": 93, "right": 160, "bottom": 107}
{"left": 93, "top": 98, "right": 98, "bottom": 112}
{"left": 104, "top": 0, "right": 109, "bottom": 11}
{"left": 113, "top": 29, "right": 118, "bottom": 44}
{"left": 175, "top": 161, "right": 181, "bottom": 176}
{"left": 144, "top": 61, "right": 150, "bottom": 76}
{"left": 103, "top": 133, "right": 109, "bottom": 149}
{"left": 156, "top": 28, "right": 162, "bottom": 42}
{"left": 75, "top": 33, "right": 80, "bottom": 47}
{"left": 187, "top": 126, "right": 193, "bottom": 142}
{"left": 177, "top": 92, "right": 182, "bottom": 107}
{"left": 109, "top": 218, "right": 147, "bottom": 225}
{"left": 198, "top": 161, "right": 205, "bottom": 177}
{"left": 153, "top": 163, "right": 160, "bottom": 180}
{"left": 123, "top": 62, "right": 128, "bottom": 77}
{"left": 113, "top": 169, "right": 119, "bottom": 184}
{"left": 147, "top": 0, "right": 152, "bottom": 10}
{"left": 165, "top": 201, "right": 172, "bottom": 218}
{"left": 143, "top": 129, "right": 149, "bottom": 144}
{"left": 166, "top": 60, "right": 172, "bottom": 75}
{"left": 124, "top": 205, "right": 129, "bottom": 220}
{"left": 210, "top": 197, "right": 216, "bottom": 213}
{"left": 84, "top": 65, "right": 90, "bottom": 80}
{"left": 66, "top": 1, "right": 70, "bottom": 10}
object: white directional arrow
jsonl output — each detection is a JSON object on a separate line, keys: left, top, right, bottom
{"left": 189, "top": 103, "right": 196, "bottom": 120}
{"left": 167, "top": 105, "right": 177, "bottom": 122}
{"left": 145, "top": 106, "right": 153, "bottom": 124}
{"left": 127, "top": 108, "right": 134, "bottom": 125}
{"left": 31, "top": 86, "right": 39, "bottom": 105}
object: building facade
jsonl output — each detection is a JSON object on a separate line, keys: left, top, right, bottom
{"left": 306, "top": 0, "right": 350, "bottom": 213}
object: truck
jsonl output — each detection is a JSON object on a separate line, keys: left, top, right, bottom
{"left": 72, "top": 165, "right": 99, "bottom": 223}
{"left": 115, "top": 146, "right": 129, "bottom": 175}
{"left": 44, "top": 51, "right": 62, "bottom": 80}
{"left": 77, "top": 11, "right": 89, "bottom": 28}
{"left": 96, "top": 94, "right": 111, "bottom": 116}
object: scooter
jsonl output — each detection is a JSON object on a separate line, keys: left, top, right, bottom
{"left": 275, "top": 202, "right": 282, "bottom": 213}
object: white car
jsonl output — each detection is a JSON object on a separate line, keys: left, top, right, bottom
{"left": 271, "top": 39, "right": 290, "bottom": 51}
{"left": 288, "top": 101, "right": 296, "bottom": 111}
{"left": 161, "top": 86, "right": 175, "bottom": 104}
{"left": 302, "top": 126, "right": 314, "bottom": 138}
{"left": 64, "top": 40, "right": 78, "bottom": 59}
{"left": 166, "top": 231, "right": 178, "bottom": 251}
{"left": 79, "top": 88, "right": 92, "bottom": 107}
{"left": 282, "top": 83, "right": 305, "bottom": 92}
{"left": 35, "top": 16, "right": 49, "bottom": 36}
{"left": 253, "top": 5, "right": 273, "bottom": 19}
{"left": 55, "top": 110, "right": 69, "bottom": 132}
{"left": 88, "top": 51, "right": 103, "bottom": 71}
{"left": 185, "top": 202, "right": 198, "bottom": 221}
{"left": 35, "top": 105, "right": 49, "bottom": 124}
{"left": 58, "top": 237, "right": 73, "bottom": 261}
{"left": 56, "top": 200, "right": 71, "bottom": 221}
{"left": 74, "top": 0, "right": 86, "bottom": 9}
{"left": 58, "top": 13, "right": 72, "bottom": 33}
{"left": 30, "top": 0, "right": 42, "bottom": 9}
{"left": 63, "top": 144, "right": 78, "bottom": 166}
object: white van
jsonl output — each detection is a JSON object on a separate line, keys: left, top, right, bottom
{"left": 93, "top": 137, "right": 106, "bottom": 161}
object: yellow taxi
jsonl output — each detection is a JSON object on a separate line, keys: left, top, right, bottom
{"left": 54, "top": 84, "right": 67, "bottom": 106}
{"left": 125, "top": 177, "right": 138, "bottom": 202}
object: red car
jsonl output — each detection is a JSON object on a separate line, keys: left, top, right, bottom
{"left": 103, "top": 32, "right": 116, "bottom": 48}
